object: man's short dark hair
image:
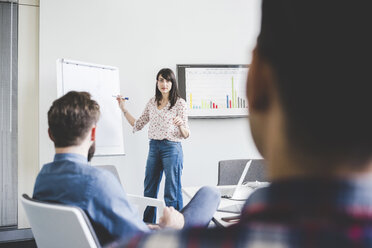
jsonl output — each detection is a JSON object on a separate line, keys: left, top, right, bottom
{"left": 257, "top": 0, "right": 372, "bottom": 164}
{"left": 48, "top": 91, "right": 100, "bottom": 147}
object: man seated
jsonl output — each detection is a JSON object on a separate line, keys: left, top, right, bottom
{"left": 108, "top": 0, "right": 372, "bottom": 247}
{"left": 32, "top": 91, "right": 220, "bottom": 246}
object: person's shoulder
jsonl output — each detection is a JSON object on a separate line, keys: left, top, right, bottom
{"left": 54, "top": 162, "right": 116, "bottom": 186}
{"left": 176, "top": 97, "right": 187, "bottom": 106}
{"left": 88, "top": 167, "right": 125, "bottom": 199}
{"left": 147, "top": 97, "right": 156, "bottom": 106}
{"left": 87, "top": 166, "right": 117, "bottom": 182}
{"left": 39, "top": 162, "right": 55, "bottom": 173}
{"left": 76, "top": 166, "right": 122, "bottom": 197}
{"left": 112, "top": 230, "right": 182, "bottom": 248}
{"left": 133, "top": 221, "right": 292, "bottom": 247}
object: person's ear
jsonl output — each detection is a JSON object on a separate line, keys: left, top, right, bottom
{"left": 90, "top": 126, "right": 96, "bottom": 141}
{"left": 247, "top": 48, "right": 275, "bottom": 113}
{"left": 48, "top": 128, "right": 55, "bottom": 142}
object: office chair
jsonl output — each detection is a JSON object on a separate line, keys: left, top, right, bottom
{"left": 217, "top": 159, "right": 267, "bottom": 185}
{"left": 95, "top": 165, "right": 123, "bottom": 184}
{"left": 95, "top": 165, "right": 165, "bottom": 223}
{"left": 21, "top": 194, "right": 101, "bottom": 248}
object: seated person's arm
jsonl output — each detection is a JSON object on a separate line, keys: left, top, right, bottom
{"left": 159, "top": 206, "right": 185, "bottom": 229}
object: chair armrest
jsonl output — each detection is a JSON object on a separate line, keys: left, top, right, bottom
{"left": 127, "top": 194, "right": 165, "bottom": 223}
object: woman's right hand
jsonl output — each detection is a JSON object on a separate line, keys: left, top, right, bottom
{"left": 116, "top": 95, "right": 127, "bottom": 113}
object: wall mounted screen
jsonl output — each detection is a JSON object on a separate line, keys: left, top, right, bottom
{"left": 177, "top": 64, "right": 249, "bottom": 118}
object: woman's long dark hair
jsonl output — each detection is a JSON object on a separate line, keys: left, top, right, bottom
{"left": 155, "top": 68, "right": 180, "bottom": 110}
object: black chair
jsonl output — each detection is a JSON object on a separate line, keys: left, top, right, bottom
{"left": 217, "top": 159, "right": 267, "bottom": 185}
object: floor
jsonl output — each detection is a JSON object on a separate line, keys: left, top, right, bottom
{"left": 0, "top": 228, "right": 36, "bottom": 248}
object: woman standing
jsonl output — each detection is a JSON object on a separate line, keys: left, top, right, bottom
{"left": 117, "top": 68, "right": 190, "bottom": 223}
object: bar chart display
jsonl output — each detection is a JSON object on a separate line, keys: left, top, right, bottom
{"left": 177, "top": 65, "right": 249, "bottom": 118}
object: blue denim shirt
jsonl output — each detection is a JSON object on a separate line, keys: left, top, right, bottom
{"left": 33, "top": 153, "right": 149, "bottom": 246}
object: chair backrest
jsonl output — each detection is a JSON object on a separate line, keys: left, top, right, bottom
{"left": 95, "top": 165, "right": 165, "bottom": 223}
{"left": 218, "top": 159, "right": 267, "bottom": 185}
{"left": 95, "top": 165, "right": 122, "bottom": 184}
{"left": 21, "top": 194, "right": 101, "bottom": 248}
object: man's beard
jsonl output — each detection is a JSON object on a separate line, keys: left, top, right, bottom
{"left": 87, "top": 141, "right": 96, "bottom": 162}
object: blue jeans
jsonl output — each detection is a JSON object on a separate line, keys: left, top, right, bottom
{"left": 181, "top": 186, "right": 221, "bottom": 227}
{"left": 143, "top": 139, "right": 183, "bottom": 223}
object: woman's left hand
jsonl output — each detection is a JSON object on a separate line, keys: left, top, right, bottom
{"left": 173, "top": 116, "right": 183, "bottom": 127}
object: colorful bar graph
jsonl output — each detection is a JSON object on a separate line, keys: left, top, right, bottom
{"left": 232, "top": 77, "right": 234, "bottom": 108}
{"left": 234, "top": 90, "right": 237, "bottom": 108}
{"left": 189, "top": 93, "right": 192, "bottom": 109}
{"left": 186, "top": 68, "right": 248, "bottom": 112}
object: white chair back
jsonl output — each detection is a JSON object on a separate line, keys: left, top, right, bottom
{"left": 21, "top": 194, "right": 101, "bottom": 248}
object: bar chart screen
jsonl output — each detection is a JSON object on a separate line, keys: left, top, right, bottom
{"left": 177, "top": 65, "right": 249, "bottom": 118}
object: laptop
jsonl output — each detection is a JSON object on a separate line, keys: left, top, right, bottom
{"left": 219, "top": 160, "right": 253, "bottom": 200}
{"left": 218, "top": 160, "right": 269, "bottom": 213}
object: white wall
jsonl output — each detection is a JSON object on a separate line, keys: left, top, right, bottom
{"left": 39, "top": 0, "right": 262, "bottom": 197}
{"left": 18, "top": 0, "right": 39, "bottom": 228}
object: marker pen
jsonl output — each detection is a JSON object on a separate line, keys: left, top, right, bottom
{"left": 112, "top": 95, "right": 129, "bottom": 100}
